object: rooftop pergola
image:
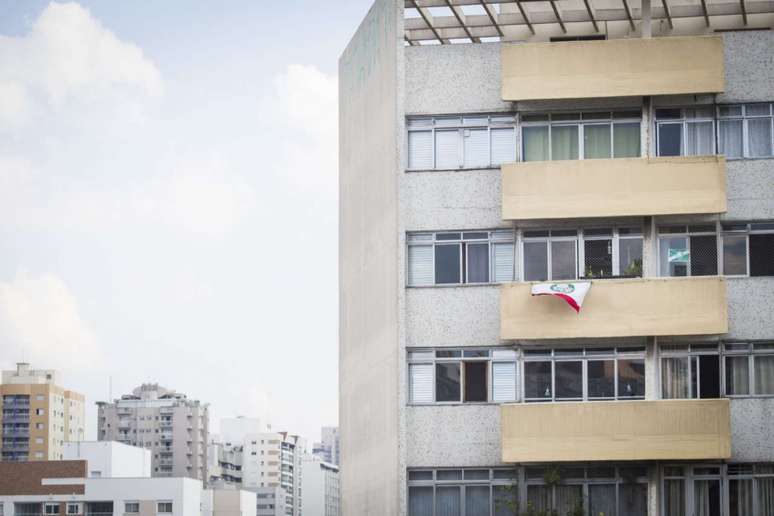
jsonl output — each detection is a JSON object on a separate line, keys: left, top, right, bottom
{"left": 404, "top": 0, "right": 774, "bottom": 44}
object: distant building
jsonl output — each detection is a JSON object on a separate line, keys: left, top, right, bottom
{"left": 311, "top": 426, "right": 339, "bottom": 466}
{"left": 0, "top": 439, "right": 256, "bottom": 516}
{"left": 0, "top": 362, "right": 85, "bottom": 462}
{"left": 209, "top": 419, "right": 306, "bottom": 516}
{"left": 302, "top": 454, "right": 340, "bottom": 516}
{"left": 97, "top": 383, "right": 209, "bottom": 482}
{"left": 254, "top": 486, "right": 287, "bottom": 516}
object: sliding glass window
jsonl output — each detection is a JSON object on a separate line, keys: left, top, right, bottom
{"left": 407, "top": 468, "right": 517, "bottom": 516}
{"left": 660, "top": 343, "right": 721, "bottom": 399}
{"left": 658, "top": 225, "right": 718, "bottom": 277}
{"left": 723, "top": 342, "right": 774, "bottom": 396}
{"left": 656, "top": 107, "right": 715, "bottom": 156}
{"left": 521, "top": 111, "right": 641, "bottom": 162}
{"left": 722, "top": 222, "right": 774, "bottom": 277}
{"left": 718, "top": 103, "right": 774, "bottom": 159}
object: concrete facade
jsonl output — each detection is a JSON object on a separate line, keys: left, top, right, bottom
{"left": 64, "top": 440, "right": 152, "bottom": 478}
{"left": 340, "top": 2, "right": 774, "bottom": 514}
{"left": 96, "top": 383, "right": 209, "bottom": 482}
{"left": 302, "top": 454, "right": 341, "bottom": 516}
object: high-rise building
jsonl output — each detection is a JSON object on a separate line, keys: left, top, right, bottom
{"left": 312, "top": 426, "right": 339, "bottom": 466}
{"left": 339, "top": 1, "right": 774, "bottom": 515}
{"left": 96, "top": 383, "right": 209, "bottom": 482}
{"left": 209, "top": 419, "right": 306, "bottom": 516}
{"left": 0, "top": 363, "right": 85, "bottom": 462}
{"left": 302, "top": 454, "right": 341, "bottom": 516}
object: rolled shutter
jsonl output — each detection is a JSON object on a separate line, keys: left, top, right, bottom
{"left": 463, "top": 128, "right": 490, "bottom": 168}
{"left": 492, "top": 362, "right": 517, "bottom": 402}
{"left": 492, "top": 242, "right": 515, "bottom": 282}
{"left": 408, "top": 130, "right": 433, "bottom": 169}
{"left": 408, "top": 245, "right": 434, "bottom": 286}
{"left": 435, "top": 129, "right": 460, "bottom": 169}
{"left": 491, "top": 127, "right": 516, "bottom": 165}
{"left": 409, "top": 364, "right": 433, "bottom": 403}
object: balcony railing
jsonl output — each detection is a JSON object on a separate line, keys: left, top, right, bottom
{"left": 501, "top": 276, "right": 727, "bottom": 340}
{"left": 501, "top": 399, "right": 731, "bottom": 462}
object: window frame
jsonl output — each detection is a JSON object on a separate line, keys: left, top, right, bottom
{"left": 406, "top": 114, "right": 517, "bottom": 171}
{"left": 659, "top": 343, "right": 721, "bottom": 399}
{"left": 655, "top": 106, "right": 716, "bottom": 157}
{"left": 657, "top": 224, "right": 719, "bottom": 277}
{"left": 721, "top": 222, "right": 774, "bottom": 277}
{"left": 519, "top": 110, "right": 642, "bottom": 162}
{"left": 65, "top": 503, "right": 81, "bottom": 515}
{"left": 156, "top": 501, "right": 173, "bottom": 514}
{"left": 722, "top": 342, "right": 774, "bottom": 398}
{"left": 407, "top": 467, "right": 518, "bottom": 516}
{"left": 717, "top": 103, "right": 774, "bottom": 159}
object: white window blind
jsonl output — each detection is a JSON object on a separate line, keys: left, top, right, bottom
{"left": 408, "top": 245, "right": 433, "bottom": 286}
{"left": 435, "top": 129, "right": 459, "bottom": 169}
{"left": 408, "top": 131, "right": 433, "bottom": 169}
{"left": 409, "top": 364, "right": 433, "bottom": 403}
{"left": 492, "top": 242, "right": 515, "bottom": 283}
{"left": 463, "top": 128, "right": 489, "bottom": 168}
{"left": 491, "top": 127, "right": 516, "bottom": 164}
{"left": 492, "top": 362, "right": 517, "bottom": 402}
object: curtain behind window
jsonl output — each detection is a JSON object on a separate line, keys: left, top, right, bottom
{"left": 584, "top": 124, "right": 611, "bottom": 159}
{"left": 551, "top": 126, "right": 579, "bottom": 160}
{"left": 614, "top": 123, "right": 641, "bottom": 157}
{"left": 685, "top": 122, "right": 714, "bottom": 155}
{"left": 729, "top": 478, "right": 753, "bottom": 516}
{"left": 664, "top": 479, "right": 686, "bottom": 516}
{"left": 662, "top": 357, "right": 690, "bottom": 398}
{"left": 556, "top": 485, "right": 583, "bottom": 514}
{"left": 408, "top": 486, "right": 433, "bottom": 516}
{"left": 589, "top": 484, "right": 616, "bottom": 516}
{"left": 465, "top": 486, "right": 490, "bottom": 516}
{"left": 620, "top": 483, "right": 648, "bottom": 516}
{"left": 719, "top": 120, "right": 743, "bottom": 158}
{"left": 694, "top": 479, "right": 721, "bottom": 516}
{"left": 726, "top": 356, "right": 750, "bottom": 395}
{"left": 436, "top": 486, "right": 461, "bottom": 516}
{"left": 755, "top": 356, "right": 774, "bottom": 395}
{"left": 523, "top": 127, "right": 549, "bottom": 161}
{"left": 759, "top": 477, "right": 774, "bottom": 516}
{"left": 749, "top": 118, "right": 773, "bottom": 157}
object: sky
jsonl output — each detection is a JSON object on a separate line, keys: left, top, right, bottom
{"left": 0, "top": 0, "right": 373, "bottom": 446}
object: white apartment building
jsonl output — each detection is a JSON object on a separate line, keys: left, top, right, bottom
{"left": 311, "top": 427, "right": 339, "bottom": 467}
{"left": 301, "top": 455, "right": 340, "bottom": 516}
{"left": 340, "top": 1, "right": 774, "bottom": 515}
{"left": 97, "top": 384, "right": 209, "bottom": 482}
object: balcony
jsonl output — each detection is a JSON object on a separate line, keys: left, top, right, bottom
{"left": 501, "top": 156, "right": 726, "bottom": 220}
{"left": 501, "top": 36, "right": 724, "bottom": 101}
{"left": 500, "top": 276, "right": 727, "bottom": 339}
{"left": 501, "top": 399, "right": 730, "bottom": 463}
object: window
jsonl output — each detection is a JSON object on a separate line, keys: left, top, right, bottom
{"left": 660, "top": 344, "right": 721, "bottom": 399}
{"left": 658, "top": 225, "right": 718, "bottom": 277}
{"left": 44, "top": 504, "right": 60, "bottom": 515}
{"left": 728, "top": 464, "right": 774, "bottom": 516}
{"left": 718, "top": 103, "right": 774, "bottom": 158}
{"left": 407, "top": 231, "right": 514, "bottom": 286}
{"left": 724, "top": 342, "right": 774, "bottom": 396}
{"left": 157, "top": 502, "right": 173, "bottom": 514}
{"left": 520, "top": 111, "right": 641, "bottom": 161}
{"left": 523, "top": 347, "right": 645, "bottom": 402}
{"left": 408, "top": 349, "right": 517, "bottom": 404}
{"left": 66, "top": 503, "right": 81, "bottom": 515}
{"left": 407, "top": 115, "right": 516, "bottom": 170}
{"left": 407, "top": 468, "right": 517, "bottom": 516}
{"left": 722, "top": 222, "right": 774, "bottom": 277}
{"left": 656, "top": 107, "right": 715, "bottom": 156}
{"left": 523, "top": 227, "right": 643, "bottom": 281}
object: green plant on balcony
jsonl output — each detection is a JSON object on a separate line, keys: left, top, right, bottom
{"left": 543, "top": 466, "right": 562, "bottom": 486}
{"left": 623, "top": 258, "right": 643, "bottom": 277}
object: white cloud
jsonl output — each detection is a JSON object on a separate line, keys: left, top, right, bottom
{"left": 0, "top": 270, "right": 100, "bottom": 371}
{"left": 0, "top": 2, "right": 162, "bottom": 128}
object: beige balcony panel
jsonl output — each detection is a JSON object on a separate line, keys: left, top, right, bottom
{"left": 502, "top": 36, "right": 724, "bottom": 100}
{"left": 500, "top": 277, "right": 727, "bottom": 340}
{"left": 501, "top": 399, "right": 731, "bottom": 463}
{"left": 502, "top": 156, "right": 726, "bottom": 220}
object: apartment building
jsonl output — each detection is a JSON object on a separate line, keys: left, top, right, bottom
{"left": 339, "top": 1, "right": 774, "bottom": 515}
{"left": 96, "top": 384, "right": 208, "bottom": 482}
{"left": 301, "top": 455, "right": 341, "bottom": 516}
{"left": 209, "top": 419, "right": 306, "bottom": 516}
{"left": 0, "top": 440, "right": 256, "bottom": 516}
{"left": 312, "top": 427, "right": 340, "bottom": 466}
{"left": 0, "top": 363, "right": 85, "bottom": 462}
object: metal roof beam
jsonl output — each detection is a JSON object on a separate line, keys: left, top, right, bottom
{"left": 549, "top": 0, "right": 568, "bottom": 32}
{"left": 700, "top": 0, "right": 711, "bottom": 25}
{"left": 740, "top": 0, "right": 749, "bottom": 23}
{"left": 662, "top": 0, "right": 675, "bottom": 28}
{"left": 412, "top": 1, "right": 447, "bottom": 43}
{"left": 582, "top": 0, "right": 600, "bottom": 31}
{"left": 444, "top": 0, "right": 479, "bottom": 41}
{"left": 480, "top": 1, "right": 506, "bottom": 36}
{"left": 622, "top": 0, "right": 636, "bottom": 29}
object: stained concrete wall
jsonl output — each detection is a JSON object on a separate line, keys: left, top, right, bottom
{"left": 730, "top": 398, "right": 774, "bottom": 461}
{"left": 339, "top": 0, "right": 403, "bottom": 514}
{"left": 727, "top": 277, "right": 774, "bottom": 340}
{"left": 725, "top": 159, "right": 774, "bottom": 221}
{"left": 718, "top": 31, "right": 774, "bottom": 103}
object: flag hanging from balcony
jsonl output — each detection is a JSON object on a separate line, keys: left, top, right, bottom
{"left": 531, "top": 282, "right": 591, "bottom": 313}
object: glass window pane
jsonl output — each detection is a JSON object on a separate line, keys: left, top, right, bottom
{"left": 465, "top": 486, "right": 490, "bottom": 516}
{"left": 662, "top": 357, "right": 690, "bottom": 399}
{"left": 620, "top": 237, "right": 644, "bottom": 276}
{"left": 620, "top": 483, "right": 648, "bottom": 516}
{"left": 555, "top": 361, "right": 583, "bottom": 399}
{"left": 464, "top": 362, "right": 488, "bottom": 402}
{"left": 527, "top": 486, "right": 551, "bottom": 512}
{"left": 524, "top": 241, "right": 548, "bottom": 281}
{"left": 749, "top": 118, "right": 773, "bottom": 157}
{"left": 746, "top": 103, "right": 772, "bottom": 116}
{"left": 726, "top": 356, "right": 751, "bottom": 395}
{"left": 584, "top": 124, "right": 611, "bottom": 159}
{"left": 699, "top": 354, "right": 720, "bottom": 399}
{"left": 757, "top": 478, "right": 774, "bottom": 516}
{"left": 724, "top": 235, "right": 748, "bottom": 275}
{"left": 494, "top": 485, "right": 519, "bottom": 516}
{"left": 437, "top": 470, "right": 463, "bottom": 481}
{"left": 524, "top": 361, "right": 552, "bottom": 400}
{"left": 729, "top": 478, "right": 754, "bottom": 516}
{"left": 685, "top": 121, "right": 714, "bottom": 155}
{"left": 618, "top": 359, "right": 645, "bottom": 397}
{"left": 551, "top": 240, "right": 577, "bottom": 280}
{"left": 556, "top": 485, "right": 583, "bottom": 514}
{"left": 754, "top": 355, "right": 774, "bottom": 395}
{"left": 522, "top": 126, "right": 549, "bottom": 161}
{"left": 694, "top": 479, "right": 721, "bottom": 516}
{"left": 436, "top": 486, "right": 461, "bottom": 516}
{"left": 664, "top": 479, "right": 686, "bottom": 516}
{"left": 409, "top": 486, "right": 433, "bottom": 516}
{"left": 614, "top": 122, "right": 641, "bottom": 157}
{"left": 588, "top": 360, "right": 615, "bottom": 398}
{"left": 467, "top": 243, "right": 489, "bottom": 283}
{"left": 750, "top": 234, "right": 774, "bottom": 277}
{"left": 435, "top": 244, "right": 461, "bottom": 284}
{"left": 551, "top": 125, "right": 579, "bottom": 160}
{"left": 589, "top": 484, "right": 616, "bottom": 516}
{"left": 584, "top": 238, "right": 613, "bottom": 278}
{"left": 719, "top": 120, "right": 743, "bottom": 158}
{"left": 660, "top": 237, "right": 689, "bottom": 277}
{"left": 690, "top": 235, "right": 718, "bottom": 276}
{"left": 435, "top": 363, "right": 461, "bottom": 402}
{"left": 658, "top": 123, "right": 683, "bottom": 156}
